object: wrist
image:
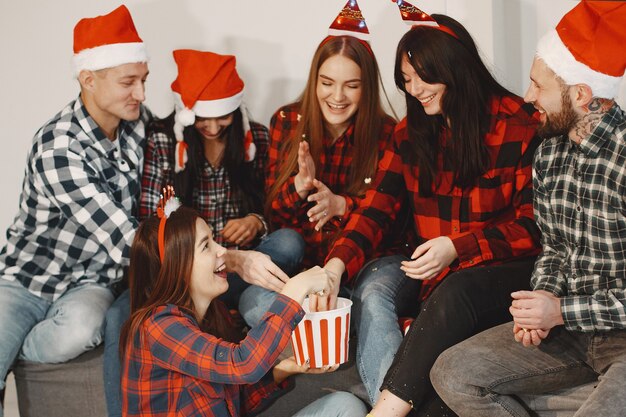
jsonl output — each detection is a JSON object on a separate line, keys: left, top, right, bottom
{"left": 246, "top": 213, "right": 268, "bottom": 238}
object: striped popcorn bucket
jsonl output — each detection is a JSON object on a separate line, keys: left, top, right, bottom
{"left": 290, "top": 297, "right": 352, "bottom": 368}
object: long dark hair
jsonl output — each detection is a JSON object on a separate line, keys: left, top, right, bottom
{"left": 120, "top": 207, "right": 242, "bottom": 356}
{"left": 395, "top": 14, "right": 512, "bottom": 196}
{"left": 266, "top": 36, "right": 390, "bottom": 216}
{"left": 148, "top": 109, "right": 264, "bottom": 214}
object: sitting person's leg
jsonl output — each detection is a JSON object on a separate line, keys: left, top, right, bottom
{"left": 374, "top": 257, "right": 534, "bottom": 416}
{"left": 293, "top": 391, "right": 367, "bottom": 417}
{"left": 0, "top": 279, "right": 49, "bottom": 417}
{"left": 20, "top": 283, "right": 114, "bottom": 363}
{"left": 239, "top": 228, "right": 305, "bottom": 326}
{"left": 352, "top": 254, "right": 417, "bottom": 405}
{"left": 102, "top": 289, "right": 130, "bottom": 417}
{"left": 431, "top": 323, "right": 601, "bottom": 417}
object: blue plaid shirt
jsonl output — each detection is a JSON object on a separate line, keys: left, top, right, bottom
{"left": 532, "top": 103, "right": 626, "bottom": 332}
{"left": 0, "top": 97, "right": 150, "bottom": 301}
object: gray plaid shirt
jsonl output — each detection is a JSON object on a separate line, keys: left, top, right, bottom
{"left": 0, "top": 97, "right": 150, "bottom": 301}
{"left": 532, "top": 103, "right": 626, "bottom": 332}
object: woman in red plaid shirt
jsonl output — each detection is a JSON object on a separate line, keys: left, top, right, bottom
{"left": 120, "top": 204, "right": 366, "bottom": 417}
{"left": 320, "top": 13, "right": 543, "bottom": 416}
{"left": 239, "top": 34, "right": 398, "bottom": 327}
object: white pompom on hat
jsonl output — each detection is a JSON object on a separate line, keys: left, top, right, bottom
{"left": 536, "top": 1, "right": 626, "bottom": 99}
{"left": 72, "top": 5, "right": 148, "bottom": 77}
{"left": 171, "top": 49, "right": 254, "bottom": 172}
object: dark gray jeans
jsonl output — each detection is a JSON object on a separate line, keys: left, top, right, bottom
{"left": 431, "top": 321, "right": 626, "bottom": 416}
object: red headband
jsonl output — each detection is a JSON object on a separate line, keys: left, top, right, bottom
{"left": 156, "top": 185, "right": 181, "bottom": 262}
{"left": 319, "top": 35, "right": 374, "bottom": 57}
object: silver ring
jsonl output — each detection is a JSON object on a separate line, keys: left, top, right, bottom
{"left": 323, "top": 210, "right": 328, "bottom": 217}
{"left": 316, "top": 289, "right": 326, "bottom": 296}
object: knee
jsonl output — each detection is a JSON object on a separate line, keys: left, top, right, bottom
{"left": 326, "top": 392, "right": 367, "bottom": 415}
{"left": 263, "top": 228, "right": 304, "bottom": 273}
{"left": 353, "top": 258, "right": 404, "bottom": 302}
{"left": 430, "top": 345, "right": 468, "bottom": 400}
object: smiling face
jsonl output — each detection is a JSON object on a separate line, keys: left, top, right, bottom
{"left": 88, "top": 62, "right": 149, "bottom": 127}
{"left": 316, "top": 54, "right": 362, "bottom": 139}
{"left": 194, "top": 113, "right": 234, "bottom": 141}
{"left": 400, "top": 55, "right": 446, "bottom": 116}
{"left": 524, "top": 57, "right": 579, "bottom": 138}
{"left": 189, "top": 218, "right": 228, "bottom": 308}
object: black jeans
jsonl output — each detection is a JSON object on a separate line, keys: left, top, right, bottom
{"left": 382, "top": 257, "right": 536, "bottom": 416}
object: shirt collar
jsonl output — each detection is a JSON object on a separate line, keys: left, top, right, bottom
{"left": 575, "top": 103, "right": 623, "bottom": 157}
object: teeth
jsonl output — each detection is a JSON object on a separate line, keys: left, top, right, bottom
{"left": 418, "top": 94, "right": 435, "bottom": 104}
{"left": 328, "top": 103, "right": 348, "bottom": 109}
{"left": 214, "top": 264, "right": 225, "bottom": 273}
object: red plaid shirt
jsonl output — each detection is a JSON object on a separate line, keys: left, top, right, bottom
{"left": 122, "top": 294, "right": 304, "bottom": 417}
{"left": 139, "top": 122, "right": 269, "bottom": 247}
{"left": 267, "top": 104, "right": 397, "bottom": 267}
{"left": 327, "top": 95, "right": 542, "bottom": 298}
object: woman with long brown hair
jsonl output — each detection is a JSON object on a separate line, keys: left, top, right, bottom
{"left": 239, "top": 0, "right": 397, "bottom": 327}
{"left": 120, "top": 198, "right": 366, "bottom": 416}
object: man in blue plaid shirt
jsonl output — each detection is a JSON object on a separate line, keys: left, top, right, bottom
{"left": 431, "top": 2, "right": 626, "bottom": 416}
{"left": 0, "top": 6, "right": 149, "bottom": 414}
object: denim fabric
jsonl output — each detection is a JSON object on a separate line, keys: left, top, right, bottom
{"left": 102, "top": 228, "right": 304, "bottom": 417}
{"left": 292, "top": 391, "right": 367, "bottom": 417}
{"left": 350, "top": 255, "right": 415, "bottom": 405}
{"left": 238, "top": 229, "right": 307, "bottom": 327}
{"left": 381, "top": 258, "right": 535, "bottom": 413}
{"left": 432, "top": 322, "right": 626, "bottom": 417}
{"left": 0, "top": 279, "right": 113, "bottom": 417}
{"left": 102, "top": 289, "right": 130, "bottom": 417}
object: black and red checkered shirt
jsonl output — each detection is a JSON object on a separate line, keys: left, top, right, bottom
{"left": 266, "top": 104, "right": 397, "bottom": 267}
{"left": 139, "top": 122, "right": 269, "bottom": 248}
{"left": 327, "top": 95, "right": 542, "bottom": 298}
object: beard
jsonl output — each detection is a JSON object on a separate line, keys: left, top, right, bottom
{"left": 536, "top": 89, "right": 579, "bottom": 138}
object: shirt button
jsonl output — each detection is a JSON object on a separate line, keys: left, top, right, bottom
{"left": 576, "top": 206, "right": 582, "bottom": 212}
{"left": 468, "top": 260, "right": 474, "bottom": 265}
{"left": 453, "top": 227, "right": 458, "bottom": 232}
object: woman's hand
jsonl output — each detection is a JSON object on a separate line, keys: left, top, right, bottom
{"left": 294, "top": 141, "right": 316, "bottom": 199}
{"left": 281, "top": 266, "right": 333, "bottom": 305}
{"left": 309, "top": 258, "right": 344, "bottom": 312}
{"left": 307, "top": 179, "right": 347, "bottom": 231}
{"left": 272, "top": 356, "right": 339, "bottom": 383}
{"left": 222, "top": 216, "right": 263, "bottom": 246}
{"left": 400, "top": 236, "right": 458, "bottom": 280}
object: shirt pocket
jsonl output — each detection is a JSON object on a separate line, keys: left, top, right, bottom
{"left": 469, "top": 171, "right": 515, "bottom": 220}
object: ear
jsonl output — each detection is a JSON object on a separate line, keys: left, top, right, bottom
{"left": 78, "top": 70, "right": 96, "bottom": 92}
{"left": 571, "top": 83, "right": 594, "bottom": 109}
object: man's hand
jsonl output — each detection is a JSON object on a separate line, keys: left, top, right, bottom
{"left": 512, "top": 323, "right": 550, "bottom": 347}
{"left": 400, "top": 236, "right": 457, "bottom": 280}
{"left": 226, "top": 250, "right": 289, "bottom": 293}
{"left": 221, "top": 216, "right": 263, "bottom": 247}
{"left": 510, "top": 290, "right": 564, "bottom": 330}
{"left": 307, "top": 179, "right": 346, "bottom": 231}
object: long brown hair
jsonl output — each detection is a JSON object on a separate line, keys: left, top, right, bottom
{"left": 266, "top": 36, "right": 389, "bottom": 216}
{"left": 120, "top": 207, "right": 241, "bottom": 356}
{"left": 394, "top": 14, "right": 512, "bottom": 196}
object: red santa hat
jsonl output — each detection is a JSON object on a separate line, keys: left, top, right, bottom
{"left": 536, "top": 1, "right": 626, "bottom": 99}
{"left": 171, "top": 49, "right": 255, "bottom": 172}
{"left": 391, "top": 0, "right": 458, "bottom": 39}
{"left": 72, "top": 5, "right": 148, "bottom": 77}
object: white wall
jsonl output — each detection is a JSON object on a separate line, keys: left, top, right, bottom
{"left": 1, "top": 0, "right": 624, "bottom": 246}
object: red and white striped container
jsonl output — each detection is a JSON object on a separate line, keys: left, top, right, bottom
{"left": 290, "top": 297, "right": 352, "bottom": 368}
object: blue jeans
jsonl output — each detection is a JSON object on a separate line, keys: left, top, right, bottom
{"left": 432, "top": 322, "right": 626, "bottom": 417}
{"left": 351, "top": 255, "right": 413, "bottom": 405}
{"left": 102, "top": 228, "right": 304, "bottom": 417}
{"left": 0, "top": 279, "right": 113, "bottom": 416}
{"left": 293, "top": 391, "right": 367, "bottom": 417}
